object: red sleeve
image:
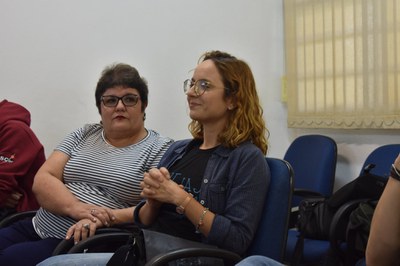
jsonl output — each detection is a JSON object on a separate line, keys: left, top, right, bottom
{"left": 0, "top": 120, "right": 45, "bottom": 209}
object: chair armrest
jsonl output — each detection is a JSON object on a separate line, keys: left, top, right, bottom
{"left": 0, "top": 210, "right": 37, "bottom": 228}
{"left": 52, "top": 238, "right": 74, "bottom": 255}
{"left": 294, "top": 188, "right": 325, "bottom": 198}
{"left": 145, "top": 247, "right": 242, "bottom": 266}
{"left": 52, "top": 228, "right": 134, "bottom": 255}
{"left": 67, "top": 232, "right": 132, "bottom": 254}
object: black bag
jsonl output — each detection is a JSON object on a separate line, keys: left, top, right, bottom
{"left": 321, "top": 199, "right": 378, "bottom": 266}
{"left": 326, "top": 165, "right": 387, "bottom": 209}
{"left": 106, "top": 230, "right": 145, "bottom": 266}
{"left": 296, "top": 164, "right": 386, "bottom": 238}
{"left": 296, "top": 197, "right": 334, "bottom": 240}
{"left": 292, "top": 164, "right": 387, "bottom": 266}
{"left": 343, "top": 200, "right": 377, "bottom": 265}
{"left": 107, "top": 229, "right": 221, "bottom": 266}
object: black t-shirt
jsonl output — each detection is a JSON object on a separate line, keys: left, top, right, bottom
{"left": 150, "top": 144, "right": 218, "bottom": 241}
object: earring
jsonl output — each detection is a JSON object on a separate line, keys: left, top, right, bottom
{"left": 143, "top": 112, "right": 146, "bottom": 121}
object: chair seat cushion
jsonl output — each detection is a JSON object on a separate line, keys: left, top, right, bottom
{"left": 286, "top": 229, "right": 330, "bottom": 263}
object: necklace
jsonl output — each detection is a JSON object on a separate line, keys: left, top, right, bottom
{"left": 101, "top": 130, "right": 113, "bottom": 146}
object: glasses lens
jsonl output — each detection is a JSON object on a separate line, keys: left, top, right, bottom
{"left": 122, "top": 95, "right": 139, "bottom": 106}
{"left": 196, "top": 80, "right": 209, "bottom": 95}
{"left": 183, "top": 79, "right": 210, "bottom": 96}
{"left": 183, "top": 79, "right": 192, "bottom": 93}
{"left": 102, "top": 96, "right": 118, "bottom": 107}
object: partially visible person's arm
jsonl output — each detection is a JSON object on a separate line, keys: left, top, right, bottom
{"left": 0, "top": 121, "right": 44, "bottom": 208}
{"left": 33, "top": 151, "right": 83, "bottom": 215}
{"left": 366, "top": 154, "right": 400, "bottom": 266}
{"left": 33, "top": 151, "right": 114, "bottom": 224}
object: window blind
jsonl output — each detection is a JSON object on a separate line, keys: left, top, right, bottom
{"left": 284, "top": 0, "right": 400, "bottom": 129}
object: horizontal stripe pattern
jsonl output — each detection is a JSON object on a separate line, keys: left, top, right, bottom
{"left": 33, "top": 124, "right": 172, "bottom": 239}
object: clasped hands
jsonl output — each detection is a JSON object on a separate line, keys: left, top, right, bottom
{"left": 65, "top": 204, "right": 116, "bottom": 244}
{"left": 140, "top": 167, "right": 182, "bottom": 206}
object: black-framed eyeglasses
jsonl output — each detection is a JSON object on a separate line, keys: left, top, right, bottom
{"left": 183, "top": 79, "right": 211, "bottom": 96}
{"left": 101, "top": 94, "right": 139, "bottom": 107}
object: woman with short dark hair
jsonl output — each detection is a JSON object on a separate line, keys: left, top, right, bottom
{"left": 0, "top": 63, "right": 173, "bottom": 266}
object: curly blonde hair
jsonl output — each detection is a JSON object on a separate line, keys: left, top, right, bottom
{"left": 188, "top": 51, "right": 269, "bottom": 154}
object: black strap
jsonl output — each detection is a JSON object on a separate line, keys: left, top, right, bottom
{"left": 106, "top": 232, "right": 146, "bottom": 266}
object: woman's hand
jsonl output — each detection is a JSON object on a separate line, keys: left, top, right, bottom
{"left": 140, "top": 168, "right": 166, "bottom": 210}
{"left": 3, "top": 192, "right": 22, "bottom": 208}
{"left": 70, "top": 203, "right": 116, "bottom": 226}
{"left": 65, "top": 206, "right": 116, "bottom": 244}
{"left": 137, "top": 167, "right": 184, "bottom": 226}
{"left": 140, "top": 167, "right": 181, "bottom": 205}
{"left": 65, "top": 218, "right": 101, "bottom": 244}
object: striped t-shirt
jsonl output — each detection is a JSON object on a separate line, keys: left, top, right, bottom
{"left": 33, "top": 123, "right": 173, "bottom": 239}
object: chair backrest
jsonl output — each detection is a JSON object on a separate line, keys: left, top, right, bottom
{"left": 284, "top": 134, "right": 337, "bottom": 206}
{"left": 360, "top": 144, "right": 400, "bottom": 177}
{"left": 247, "top": 157, "right": 294, "bottom": 262}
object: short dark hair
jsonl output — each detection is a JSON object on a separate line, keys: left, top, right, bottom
{"left": 95, "top": 63, "right": 148, "bottom": 114}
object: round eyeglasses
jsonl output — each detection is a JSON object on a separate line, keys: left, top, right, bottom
{"left": 101, "top": 94, "right": 139, "bottom": 107}
{"left": 183, "top": 79, "right": 211, "bottom": 96}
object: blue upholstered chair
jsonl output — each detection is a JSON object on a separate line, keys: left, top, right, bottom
{"left": 64, "top": 157, "right": 294, "bottom": 265}
{"left": 284, "top": 135, "right": 337, "bottom": 265}
{"left": 284, "top": 135, "right": 337, "bottom": 208}
{"left": 287, "top": 143, "right": 400, "bottom": 266}
{"left": 247, "top": 157, "right": 294, "bottom": 262}
{"left": 360, "top": 144, "right": 400, "bottom": 177}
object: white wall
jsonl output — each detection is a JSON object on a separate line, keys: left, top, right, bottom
{"left": 1, "top": 0, "right": 399, "bottom": 189}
